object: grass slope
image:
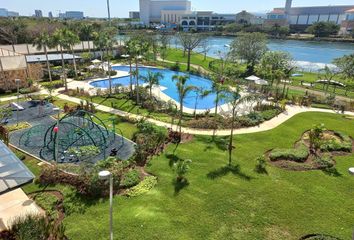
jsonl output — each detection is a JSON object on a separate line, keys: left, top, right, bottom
{"left": 61, "top": 112, "right": 354, "bottom": 240}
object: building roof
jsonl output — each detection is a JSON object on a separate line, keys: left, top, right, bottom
{"left": 345, "top": 8, "right": 354, "bottom": 13}
{"left": 0, "top": 140, "right": 35, "bottom": 194}
{"left": 269, "top": 9, "right": 285, "bottom": 15}
{"left": 26, "top": 53, "right": 81, "bottom": 63}
{"left": 272, "top": 5, "right": 354, "bottom": 15}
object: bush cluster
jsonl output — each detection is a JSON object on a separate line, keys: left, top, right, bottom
{"left": 40, "top": 80, "right": 64, "bottom": 89}
{"left": 126, "top": 176, "right": 158, "bottom": 197}
{"left": 269, "top": 144, "right": 309, "bottom": 162}
{"left": 120, "top": 169, "right": 140, "bottom": 188}
{"left": 320, "top": 132, "right": 352, "bottom": 152}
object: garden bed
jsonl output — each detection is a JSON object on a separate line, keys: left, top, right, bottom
{"left": 267, "top": 128, "right": 353, "bottom": 172}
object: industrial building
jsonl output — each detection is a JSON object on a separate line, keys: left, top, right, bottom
{"left": 265, "top": 0, "right": 354, "bottom": 32}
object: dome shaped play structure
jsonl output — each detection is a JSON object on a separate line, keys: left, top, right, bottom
{"left": 19, "top": 110, "right": 125, "bottom": 163}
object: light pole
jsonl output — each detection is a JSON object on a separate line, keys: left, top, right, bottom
{"left": 53, "top": 107, "right": 60, "bottom": 163}
{"left": 99, "top": 170, "right": 113, "bottom": 240}
{"left": 15, "top": 79, "right": 20, "bottom": 126}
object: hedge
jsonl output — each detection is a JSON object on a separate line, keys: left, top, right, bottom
{"left": 269, "top": 143, "right": 309, "bottom": 162}
{"left": 320, "top": 131, "right": 352, "bottom": 152}
{"left": 126, "top": 176, "right": 157, "bottom": 197}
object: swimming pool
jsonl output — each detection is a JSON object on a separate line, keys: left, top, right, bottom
{"left": 90, "top": 66, "right": 228, "bottom": 110}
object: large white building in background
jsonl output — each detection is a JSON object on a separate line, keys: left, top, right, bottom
{"left": 139, "top": 0, "right": 191, "bottom": 25}
{"left": 0, "top": 8, "right": 19, "bottom": 17}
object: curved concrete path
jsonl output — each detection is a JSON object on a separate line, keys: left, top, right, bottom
{"left": 51, "top": 90, "right": 354, "bottom": 136}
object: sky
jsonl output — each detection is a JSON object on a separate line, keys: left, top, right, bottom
{"left": 1, "top": 0, "right": 354, "bottom": 18}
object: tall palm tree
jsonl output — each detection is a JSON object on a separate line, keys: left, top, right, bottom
{"left": 172, "top": 75, "right": 196, "bottom": 136}
{"left": 211, "top": 80, "right": 228, "bottom": 137}
{"left": 62, "top": 28, "right": 80, "bottom": 77}
{"left": 126, "top": 37, "right": 151, "bottom": 104}
{"left": 223, "top": 88, "right": 258, "bottom": 166}
{"left": 51, "top": 29, "right": 69, "bottom": 91}
{"left": 80, "top": 23, "right": 93, "bottom": 54}
{"left": 141, "top": 71, "right": 164, "bottom": 99}
{"left": 33, "top": 32, "right": 52, "bottom": 85}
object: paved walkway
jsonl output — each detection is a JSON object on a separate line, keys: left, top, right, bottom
{"left": 52, "top": 90, "right": 354, "bottom": 136}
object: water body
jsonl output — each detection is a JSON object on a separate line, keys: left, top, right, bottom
{"left": 119, "top": 35, "right": 354, "bottom": 71}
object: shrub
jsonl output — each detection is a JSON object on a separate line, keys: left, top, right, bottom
{"left": 269, "top": 144, "right": 309, "bottom": 162}
{"left": 314, "top": 154, "right": 334, "bottom": 169}
{"left": 320, "top": 131, "right": 352, "bottom": 152}
{"left": 10, "top": 214, "right": 51, "bottom": 240}
{"left": 186, "top": 117, "right": 218, "bottom": 129}
{"left": 260, "top": 109, "right": 281, "bottom": 121}
{"left": 170, "top": 61, "right": 180, "bottom": 71}
{"left": 126, "top": 176, "right": 157, "bottom": 197}
{"left": 14, "top": 149, "right": 26, "bottom": 161}
{"left": 120, "top": 169, "right": 140, "bottom": 188}
{"left": 40, "top": 80, "right": 64, "bottom": 89}
{"left": 5, "top": 122, "right": 31, "bottom": 132}
{"left": 34, "top": 192, "right": 59, "bottom": 219}
{"left": 106, "top": 70, "right": 117, "bottom": 76}
{"left": 254, "top": 156, "right": 268, "bottom": 174}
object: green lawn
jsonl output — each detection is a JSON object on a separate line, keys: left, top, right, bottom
{"left": 52, "top": 112, "right": 354, "bottom": 240}
{"left": 165, "top": 48, "right": 215, "bottom": 71}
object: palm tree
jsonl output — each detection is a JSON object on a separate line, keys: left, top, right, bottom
{"left": 193, "top": 87, "right": 210, "bottom": 119}
{"left": 51, "top": 29, "right": 69, "bottom": 91}
{"left": 141, "top": 71, "right": 164, "bottom": 99}
{"left": 126, "top": 36, "right": 151, "bottom": 104}
{"left": 172, "top": 75, "right": 196, "bottom": 136}
{"left": 80, "top": 23, "right": 93, "bottom": 54}
{"left": 224, "top": 88, "right": 258, "bottom": 165}
{"left": 33, "top": 32, "right": 52, "bottom": 86}
{"left": 211, "top": 80, "right": 228, "bottom": 137}
{"left": 62, "top": 28, "right": 80, "bottom": 77}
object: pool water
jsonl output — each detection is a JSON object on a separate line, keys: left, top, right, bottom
{"left": 90, "top": 66, "right": 228, "bottom": 110}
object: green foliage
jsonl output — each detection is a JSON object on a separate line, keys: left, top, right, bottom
{"left": 309, "top": 124, "right": 325, "bottom": 152}
{"left": 333, "top": 53, "right": 354, "bottom": 81}
{"left": 68, "top": 145, "right": 100, "bottom": 158}
{"left": 126, "top": 176, "right": 157, "bottom": 197}
{"left": 306, "top": 21, "right": 339, "bottom": 37}
{"left": 40, "top": 80, "right": 64, "bottom": 89}
{"left": 314, "top": 153, "right": 334, "bottom": 169}
{"left": 5, "top": 122, "right": 31, "bottom": 132}
{"left": 269, "top": 143, "right": 309, "bottom": 162}
{"left": 0, "top": 107, "right": 12, "bottom": 124}
{"left": 254, "top": 156, "right": 268, "bottom": 174}
{"left": 34, "top": 192, "right": 59, "bottom": 219}
{"left": 14, "top": 149, "right": 26, "bottom": 161}
{"left": 121, "top": 169, "right": 140, "bottom": 188}
{"left": 174, "top": 159, "right": 192, "bottom": 181}
{"left": 10, "top": 214, "right": 50, "bottom": 240}
{"left": 320, "top": 131, "right": 352, "bottom": 152}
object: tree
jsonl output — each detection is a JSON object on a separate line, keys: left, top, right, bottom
{"left": 223, "top": 88, "right": 258, "bottom": 165}
{"left": 333, "top": 54, "right": 354, "bottom": 95}
{"left": 172, "top": 75, "right": 196, "bottom": 136}
{"left": 309, "top": 124, "right": 325, "bottom": 155}
{"left": 0, "top": 19, "right": 29, "bottom": 52}
{"left": 159, "top": 33, "right": 171, "bottom": 62}
{"left": 229, "top": 32, "right": 268, "bottom": 75}
{"left": 51, "top": 29, "right": 69, "bottom": 91}
{"left": 126, "top": 35, "right": 151, "bottom": 104}
{"left": 193, "top": 87, "right": 210, "bottom": 118}
{"left": 306, "top": 21, "right": 339, "bottom": 38}
{"left": 200, "top": 38, "right": 211, "bottom": 61}
{"left": 256, "top": 51, "right": 294, "bottom": 97}
{"left": 177, "top": 33, "right": 206, "bottom": 71}
{"left": 62, "top": 28, "right": 80, "bottom": 77}
{"left": 79, "top": 23, "right": 94, "bottom": 54}
{"left": 174, "top": 159, "right": 192, "bottom": 182}
{"left": 211, "top": 80, "right": 228, "bottom": 137}
{"left": 319, "top": 65, "right": 336, "bottom": 94}
{"left": 33, "top": 32, "right": 53, "bottom": 86}
{"left": 141, "top": 70, "right": 164, "bottom": 99}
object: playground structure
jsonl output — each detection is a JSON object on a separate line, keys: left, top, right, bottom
{"left": 19, "top": 109, "right": 125, "bottom": 164}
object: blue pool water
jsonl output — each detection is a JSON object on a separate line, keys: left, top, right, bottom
{"left": 90, "top": 66, "right": 227, "bottom": 110}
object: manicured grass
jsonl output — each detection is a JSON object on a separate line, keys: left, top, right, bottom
{"left": 165, "top": 48, "right": 214, "bottom": 70}
{"left": 57, "top": 112, "right": 354, "bottom": 240}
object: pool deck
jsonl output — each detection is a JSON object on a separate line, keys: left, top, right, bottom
{"left": 66, "top": 64, "right": 250, "bottom": 115}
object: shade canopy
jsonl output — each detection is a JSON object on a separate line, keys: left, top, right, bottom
{"left": 91, "top": 59, "right": 102, "bottom": 64}
{"left": 245, "top": 75, "right": 260, "bottom": 81}
{"left": 0, "top": 140, "right": 34, "bottom": 194}
{"left": 316, "top": 80, "right": 346, "bottom": 87}
{"left": 255, "top": 79, "right": 269, "bottom": 86}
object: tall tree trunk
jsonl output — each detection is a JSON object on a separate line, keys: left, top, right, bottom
{"left": 60, "top": 46, "right": 67, "bottom": 91}
{"left": 87, "top": 38, "right": 91, "bottom": 54}
{"left": 107, "top": 48, "right": 112, "bottom": 95}
{"left": 135, "top": 58, "right": 140, "bottom": 104}
{"left": 187, "top": 49, "right": 191, "bottom": 71}
{"left": 44, "top": 46, "right": 52, "bottom": 83}
{"left": 71, "top": 47, "right": 77, "bottom": 77}
{"left": 179, "top": 102, "right": 183, "bottom": 135}
{"left": 228, "top": 108, "right": 236, "bottom": 166}
{"left": 129, "top": 60, "right": 133, "bottom": 98}
{"left": 213, "top": 92, "right": 219, "bottom": 138}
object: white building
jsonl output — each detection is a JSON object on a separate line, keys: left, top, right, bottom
{"left": 60, "top": 11, "right": 84, "bottom": 20}
{"left": 180, "top": 11, "right": 236, "bottom": 31}
{"left": 139, "top": 0, "right": 191, "bottom": 25}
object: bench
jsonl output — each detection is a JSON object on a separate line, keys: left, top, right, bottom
{"left": 10, "top": 102, "right": 24, "bottom": 111}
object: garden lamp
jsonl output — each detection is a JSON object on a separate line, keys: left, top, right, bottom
{"left": 99, "top": 170, "right": 113, "bottom": 240}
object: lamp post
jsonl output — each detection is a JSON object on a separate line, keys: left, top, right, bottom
{"left": 15, "top": 79, "right": 20, "bottom": 126}
{"left": 53, "top": 107, "right": 60, "bottom": 163}
{"left": 99, "top": 170, "right": 113, "bottom": 240}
